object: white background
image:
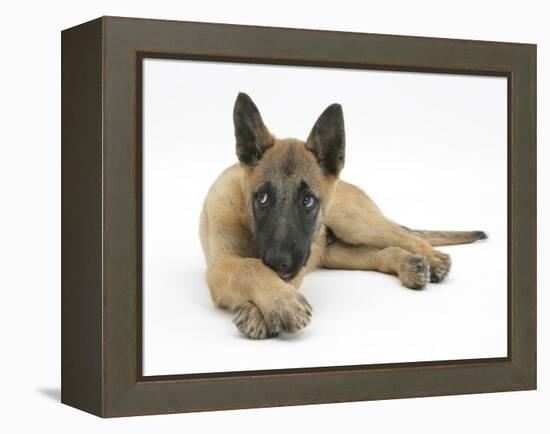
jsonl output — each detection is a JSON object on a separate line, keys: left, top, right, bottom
{"left": 143, "top": 60, "right": 507, "bottom": 375}
{"left": 0, "top": 1, "right": 547, "bottom": 433}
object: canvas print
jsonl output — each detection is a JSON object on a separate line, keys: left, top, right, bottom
{"left": 142, "top": 59, "right": 507, "bottom": 375}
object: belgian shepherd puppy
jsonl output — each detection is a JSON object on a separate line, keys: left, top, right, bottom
{"left": 199, "top": 92, "right": 487, "bottom": 339}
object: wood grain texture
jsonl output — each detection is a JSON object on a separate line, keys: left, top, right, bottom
{"left": 61, "top": 18, "right": 104, "bottom": 416}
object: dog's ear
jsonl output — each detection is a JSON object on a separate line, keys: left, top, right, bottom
{"left": 233, "top": 92, "right": 273, "bottom": 166}
{"left": 306, "top": 103, "right": 345, "bottom": 176}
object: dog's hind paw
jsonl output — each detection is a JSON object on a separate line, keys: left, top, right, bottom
{"left": 233, "top": 302, "right": 274, "bottom": 339}
{"left": 398, "top": 255, "right": 429, "bottom": 289}
{"left": 427, "top": 250, "right": 451, "bottom": 283}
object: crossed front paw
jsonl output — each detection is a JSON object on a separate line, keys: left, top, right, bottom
{"left": 233, "top": 289, "right": 312, "bottom": 339}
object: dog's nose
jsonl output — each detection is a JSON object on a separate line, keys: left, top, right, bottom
{"left": 264, "top": 252, "right": 292, "bottom": 274}
{"left": 277, "top": 257, "right": 291, "bottom": 272}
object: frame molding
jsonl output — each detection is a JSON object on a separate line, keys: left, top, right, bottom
{"left": 61, "top": 16, "right": 536, "bottom": 417}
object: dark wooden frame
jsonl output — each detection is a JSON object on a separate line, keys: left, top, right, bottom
{"left": 61, "top": 16, "right": 537, "bottom": 417}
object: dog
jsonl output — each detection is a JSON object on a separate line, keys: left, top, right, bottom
{"left": 199, "top": 92, "right": 487, "bottom": 339}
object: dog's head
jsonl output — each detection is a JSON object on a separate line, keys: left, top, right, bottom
{"left": 233, "top": 92, "right": 345, "bottom": 281}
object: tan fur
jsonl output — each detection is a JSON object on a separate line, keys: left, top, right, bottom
{"left": 403, "top": 229, "right": 487, "bottom": 246}
{"left": 200, "top": 123, "right": 483, "bottom": 339}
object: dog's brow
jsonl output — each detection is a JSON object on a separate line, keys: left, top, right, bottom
{"left": 299, "top": 180, "right": 318, "bottom": 196}
{"left": 255, "top": 181, "right": 272, "bottom": 193}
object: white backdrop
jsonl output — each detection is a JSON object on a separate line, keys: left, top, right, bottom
{"left": 1, "top": 1, "right": 546, "bottom": 433}
{"left": 143, "top": 59, "right": 507, "bottom": 375}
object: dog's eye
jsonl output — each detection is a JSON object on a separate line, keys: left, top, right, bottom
{"left": 257, "top": 191, "right": 269, "bottom": 205}
{"left": 302, "top": 194, "right": 316, "bottom": 209}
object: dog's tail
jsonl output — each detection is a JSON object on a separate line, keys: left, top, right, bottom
{"left": 401, "top": 226, "right": 488, "bottom": 247}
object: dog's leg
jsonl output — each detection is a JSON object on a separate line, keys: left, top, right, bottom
{"left": 326, "top": 181, "right": 451, "bottom": 282}
{"left": 321, "top": 241, "right": 429, "bottom": 289}
{"left": 206, "top": 256, "right": 312, "bottom": 339}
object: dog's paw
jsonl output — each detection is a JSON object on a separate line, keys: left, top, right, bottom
{"left": 233, "top": 302, "right": 273, "bottom": 339}
{"left": 260, "top": 289, "right": 312, "bottom": 336}
{"left": 427, "top": 250, "right": 451, "bottom": 283}
{"left": 398, "top": 254, "right": 429, "bottom": 289}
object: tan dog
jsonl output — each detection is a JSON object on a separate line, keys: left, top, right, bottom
{"left": 199, "top": 92, "right": 487, "bottom": 339}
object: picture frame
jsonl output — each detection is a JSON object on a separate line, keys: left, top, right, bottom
{"left": 61, "top": 16, "right": 536, "bottom": 417}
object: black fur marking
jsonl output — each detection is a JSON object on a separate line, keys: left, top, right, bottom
{"left": 281, "top": 146, "right": 299, "bottom": 176}
{"left": 306, "top": 103, "right": 345, "bottom": 176}
{"left": 325, "top": 226, "right": 338, "bottom": 245}
{"left": 280, "top": 310, "right": 294, "bottom": 332}
{"left": 234, "top": 92, "right": 273, "bottom": 166}
{"left": 477, "top": 231, "right": 488, "bottom": 240}
{"left": 252, "top": 179, "right": 320, "bottom": 279}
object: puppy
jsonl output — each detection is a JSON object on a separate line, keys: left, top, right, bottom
{"left": 199, "top": 92, "right": 486, "bottom": 339}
